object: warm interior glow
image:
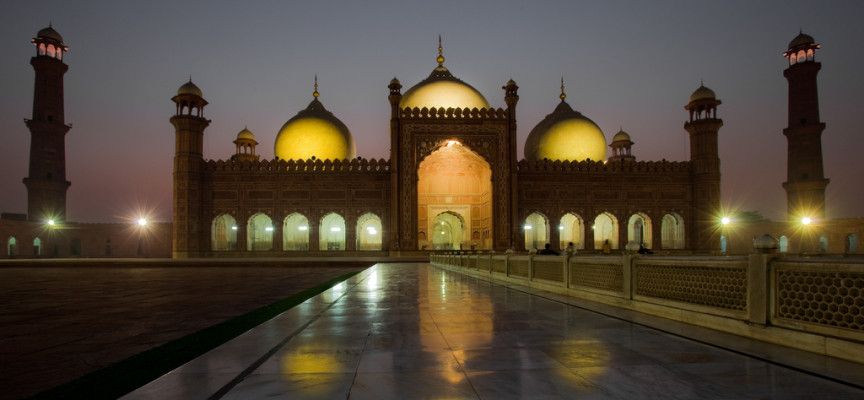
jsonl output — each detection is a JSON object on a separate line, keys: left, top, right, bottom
{"left": 721, "top": 217, "right": 731, "bottom": 226}
{"left": 274, "top": 117, "right": 355, "bottom": 161}
{"left": 417, "top": 144, "right": 493, "bottom": 250}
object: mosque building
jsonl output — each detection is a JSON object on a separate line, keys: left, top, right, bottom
{"left": 2, "top": 27, "right": 862, "bottom": 258}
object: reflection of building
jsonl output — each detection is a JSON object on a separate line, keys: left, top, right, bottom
{"left": 172, "top": 40, "right": 723, "bottom": 257}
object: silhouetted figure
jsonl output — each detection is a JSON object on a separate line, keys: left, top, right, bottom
{"left": 637, "top": 243, "right": 654, "bottom": 254}
{"left": 602, "top": 239, "right": 612, "bottom": 254}
{"left": 565, "top": 242, "right": 576, "bottom": 255}
{"left": 538, "top": 243, "right": 559, "bottom": 255}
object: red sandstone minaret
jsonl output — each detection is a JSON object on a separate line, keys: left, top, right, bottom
{"left": 684, "top": 84, "right": 723, "bottom": 250}
{"left": 782, "top": 32, "right": 829, "bottom": 221}
{"left": 24, "top": 26, "right": 71, "bottom": 222}
{"left": 171, "top": 79, "right": 209, "bottom": 258}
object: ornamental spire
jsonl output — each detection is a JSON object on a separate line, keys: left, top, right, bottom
{"left": 437, "top": 35, "right": 445, "bottom": 66}
{"left": 313, "top": 74, "right": 319, "bottom": 98}
{"left": 560, "top": 77, "right": 566, "bottom": 100}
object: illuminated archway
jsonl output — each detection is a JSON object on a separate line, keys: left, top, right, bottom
{"left": 628, "top": 213, "right": 652, "bottom": 249}
{"left": 356, "top": 213, "right": 382, "bottom": 251}
{"left": 7, "top": 237, "right": 16, "bottom": 256}
{"left": 431, "top": 211, "right": 464, "bottom": 250}
{"left": 417, "top": 141, "right": 492, "bottom": 250}
{"left": 558, "top": 213, "right": 585, "bottom": 250}
{"left": 661, "top": 213, "right": 685, "bottom": 249}
{"left": 593, "top": 213, "right": 618, "bottom": 249}
{"left": 33, "top": 237, "right": 41, "bottom": 256}
{"left": 319, "top": 213, "right": 346, "bottom": 251}
{"left": 780, "top": 235, "right": 789, "bottom": 253}
{"left": 211, "top": 214, "right": 237, "bottom": 251}
{"left": 247, "top": 213, "right": 273, "bottom": 251}
{"left": 283, "top": 213, "right": 309, "bottom": 251}
{"left": 819, "top": 235, "right": 828, "bottom": 253}
{"left": 524, "top": 212, "right": 549, "bottom": 251}
{"left": 847, "top": 234, "right": 858, "bottom": 254}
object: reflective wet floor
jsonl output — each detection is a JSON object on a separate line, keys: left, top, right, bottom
{"left": 124, "top": 263, "right": 864, "bottom": 399}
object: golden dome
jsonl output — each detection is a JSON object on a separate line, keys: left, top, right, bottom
{"left": 689, "top": 84, "right": 716, "bottom": 102}
{"left": 236, "top": 127, "right": 255, "bottom": 141}
{"left": 177, "top": 80, "right": 203, "bottom": 97}
{"left": 274, "top": 96, "right": 356, "bottom": 161}
{"left": 524, "top": 99, "right": 607, "bottom": 162}
{"left": 399, "top": 41, "right": 489, "bottom": 110}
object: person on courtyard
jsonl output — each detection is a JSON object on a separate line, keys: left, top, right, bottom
{"left": 637, "top": 243, "right": 654, "bottom": 254}
{"left": 538, "top": 243, "right": 559, "bottom": 255}
{"left": 602, "top": 239, "right": 612, "bottom": 254}
{"left": 565, "top": 242, "right": 576, "bottom": 255}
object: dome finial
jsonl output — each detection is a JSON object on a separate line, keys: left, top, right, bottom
{"left": 560, "top": 77, "right": 566, "bottom": 100}
{"left": 313, "top": 74, "right": 319, "bottom": 98}
{"left": 437, "top": 35, "right": 445, "bottom": 66}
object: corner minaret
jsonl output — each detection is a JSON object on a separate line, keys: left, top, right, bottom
{"left": 171, "top": 79, "right": 210, "bottom": 258}
{"left": 684, "top": 84, "right": 722, "bottom": 250}
{"left": 782, "top": 32, "right": 829, "bottom": 221}
{"left": 24, "top": 26, "right": 71, "bottom": 222}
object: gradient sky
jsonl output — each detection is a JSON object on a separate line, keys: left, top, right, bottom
{"left": 1, "top": 1, "right": 862, "bottom": 223}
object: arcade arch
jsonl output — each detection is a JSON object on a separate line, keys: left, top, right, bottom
{"left": 283, "top": 213, "right": 309, "bottom": 251}
{"left": 357, "top": 213, "right": 383, "bottom": 251}
{"left": 320, "top": 213, "right": 346, "bottom": 251}
{"left": 661, "top": 213, "right": 685, "bottom": 249}
{"left": 558, "top": 213, "right": 585, "bottom": 250}
{"left": 211, "top": 214, "right": 237, "bottom": 251}
{"left": 593, "top": 212, "right": 618, "bottom": 249}
{"left": 247, "top": 213, "right": 273, "bottom": 251}
{"left": 627, "top": 212, "right": 652, "bottom": 249}
{"left": 431, "top": 211, "right": 465, "bottom": 250}
{"left": 524, "top": 212, "right": 549, "bottom": 251}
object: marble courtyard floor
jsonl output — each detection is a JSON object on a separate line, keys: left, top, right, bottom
{"left": 0, "top": 262, "right": 370, "bottom": 399}
{"left": 122, "top": 263, "right": 864, "bottom": 400}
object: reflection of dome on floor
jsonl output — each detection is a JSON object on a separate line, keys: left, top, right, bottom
{"left": 399, "top": 39, "right": 489, "bottom": 110}
{"left": 524, "top": 84, "right": 606, "bottom": 162}
{"left": 274, "top": 81, "right": 356, "bottom": 161}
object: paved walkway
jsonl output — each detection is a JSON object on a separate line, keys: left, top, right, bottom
{"left": 124, "top": 263, "right": 864, "bottom": 399}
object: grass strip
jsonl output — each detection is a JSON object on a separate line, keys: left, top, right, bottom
{"left": 27, "top": 270, "right": 362, "bottom": 400}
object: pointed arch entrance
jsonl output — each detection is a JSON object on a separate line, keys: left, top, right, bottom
{"left": 417, "top": 141, "right": 492, "bottom": 250}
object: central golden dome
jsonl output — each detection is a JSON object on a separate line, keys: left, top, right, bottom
{"left": 274, "top": 87, "right": 355, "bottom": 161}
{"left": 524, "top": 90, "right": 606, "bottom": 162}
{"left": 399, "top": 41, "right": 490, "bottom": 110}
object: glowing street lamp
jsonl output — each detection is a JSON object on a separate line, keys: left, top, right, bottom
{"left": 137, "top": 218, "right": 147, "bottom": 227}
{"left": 801, "top": 217, "right": 812, "bottom": 226}
{"left": 47, "top": 219, "right": 55, "bottom": 226}
{"left": 721, "top": 217, "right": 731, "bottom": 226}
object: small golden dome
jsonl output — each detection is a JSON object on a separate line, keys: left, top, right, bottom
{"left": 236, "top": 127, "right": 255, "bottom": 141}
{"left": 36, "top": 26, "right": 63, "bottom": 43}
{"left": 177, "top": 80, "right": 203, "bottom": 97}
{"left": 612, "top": 129, "right": 631, "bottom": 143}
{"left": 274, "top": 95, "right": 356, "bottom": 161}
{"left": 524, "top": 99, "right": 607, "bottom": 162}
{"left": 689, "top": 84, "right": 716, "bottom": 103}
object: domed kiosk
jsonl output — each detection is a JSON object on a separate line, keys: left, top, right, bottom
{"left": 274, "top": 79, "right": 356, "bottom": 161}
{"left": 399, "top": 38, "right": 490, "bottom": 110}
{"left": 524, "top": 81, "right": 607, "bottom": 162}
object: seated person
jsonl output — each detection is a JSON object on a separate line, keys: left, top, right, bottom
{"left": 537, "top": 243, "right": 559, "bottom": 255}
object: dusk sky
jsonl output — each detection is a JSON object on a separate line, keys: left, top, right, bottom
{"left": 1, "top": 1, "right": 862, "bottom": 223}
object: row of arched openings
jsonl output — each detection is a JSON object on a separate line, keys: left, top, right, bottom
{"left": 523, "top": 212, "right": 686, "bottom": 251}
{"left": 212, "top": 212, "right": 383, "bottom": 251}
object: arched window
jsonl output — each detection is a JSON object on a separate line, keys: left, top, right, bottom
{"left": 558, "top": 213, "right": 584, "bottom": 250}
{"left": 593, "top": 213, "right": 618, "bottom": 249}
{"left": 720, "top": 236, "right": 728, "bottom": 253}
{"left": 819, "top": 235, "right": 829, "bottom": 253}
{"left": 356, "top": 213, "right": 383, "bottom": 251}
{"left": 38, "top": 43, "right": 46, "bottom": 56}
{"left": 779, "top": 236, "right": 789, "bottom": 253}
{"left": 7, "top": 237, "right": 17, "bottom": 256}
{"left": 628, "top": 213, "right": 653, "bottom": 249}
{"left": 47, "top": 44, "right": 55, "bottom": 58}
{"left": 524, "top": 212, "right": 549, "bottom": 251}
{"left": 247, "top": 213, "right": 273, "bottom": 251}
{"left": 319, "top": 213, "right": 346, "bottom": 251}
{"left": 211, "top": 214, "right": 238, "bottom": 251}
{"left": 431, "top": 212, "right": 464, "bottom": 250}
{"left": 33, "top": 237, "right": 41, "bottom": 256}
{"left": 661, "top": 213, "right": 685, "bottom": 249}
{"left": 847, "top": 234, "right": 859, "bottom": 254}
{"left": 283, "top": 213, "right": 309, "bottom": 251}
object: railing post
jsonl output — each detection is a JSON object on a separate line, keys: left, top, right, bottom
{"left": 564, "top": 254, "right": 571, "bottom": 288}
{"left": 623, "top": 254, "right": 633, "bottom": 300}
{"left": 528, "top": 255, "right": 534, "bottom": 281}
{"left": 748, "top": 253, "right": 770, "bottom": 324}
{"left": 505, "top": 254, "right": 511, "bottom": 277}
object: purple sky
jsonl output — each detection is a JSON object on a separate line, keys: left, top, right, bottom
{"left": 1, "top": 1, "right": 863, "bottom": 223}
